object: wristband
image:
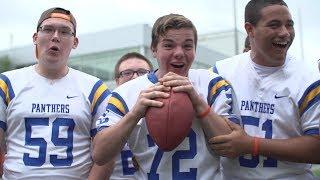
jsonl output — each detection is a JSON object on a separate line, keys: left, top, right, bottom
{"left": 197, "top": 106, "right": 211, "bottom": 119}
{"left": 252, "top": 137, "right": 260, "bottom": 156}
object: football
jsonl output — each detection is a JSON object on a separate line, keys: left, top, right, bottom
{"left": 145, "top": 90, "right": 195, "bottom": 151}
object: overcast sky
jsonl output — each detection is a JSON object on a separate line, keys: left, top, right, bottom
{"left": 0, "top": 0, "right": 319, "bottom": 66}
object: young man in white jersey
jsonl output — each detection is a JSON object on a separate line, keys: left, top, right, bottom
{"left": 0, "top": 7, "right": 112, "bottom": 179}
{"left": 93, "top": 14, "right": 240, "bottom": 179}
{"left": 210, "top": 0, "right": 320, "bottom": 179}
{"left": 108, "top": 52, "right": 153, "bottom": 179}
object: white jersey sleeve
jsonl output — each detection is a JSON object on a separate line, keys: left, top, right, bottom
{"left": 212, "top": 53, "right": 320, "bottom": 180}
{"left": 0, "top": 73, "right": 14, "bottom": 131}
{"left": 0, "top": 66, "right": 110, "bottom": 180}
{"left": 97, "top": 70, "right": 240, "bottom": 180}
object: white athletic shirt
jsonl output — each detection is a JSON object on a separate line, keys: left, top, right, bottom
{"left": 212, "top": 52, "right": 320, "bottom": 180}
{"left": 0, "top": 65, "right": 110, "bottom": 179}
{"left": 97, "top": 69, "right": 240, "bottom": 180}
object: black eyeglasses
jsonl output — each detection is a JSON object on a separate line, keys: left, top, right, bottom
{"left": 118, "top": 68, "right": 150, "bottom": 79}
{"left": 38, "top": 25, "right": 75, "bottom": 38}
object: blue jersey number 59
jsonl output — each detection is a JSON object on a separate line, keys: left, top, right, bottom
{"left": 23, "top": 117, "right": 75, "bottom": 167}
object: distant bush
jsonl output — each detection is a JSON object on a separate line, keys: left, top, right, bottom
{"left": 0, "top": 56, "right": 12, "bottom": 73}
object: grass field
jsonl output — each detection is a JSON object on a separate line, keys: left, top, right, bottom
{"left": 313, "top": 164, "right": 320, "bottom": 178}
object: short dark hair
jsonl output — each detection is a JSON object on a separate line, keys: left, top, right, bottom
{"left": 151, "top": 13, "right": 197, "bottom": 50}
{"left": 114, "top": 52, "right": 153, "bottom": 79}
{"left": 245, "top": 0, "right": 288, "bottom": 26}
{"left": 37, "top": 7, "right": 77, "bottom": 34}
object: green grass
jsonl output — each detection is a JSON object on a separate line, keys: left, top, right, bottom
{"left": 314, "top": 168, "right": 320, "bottom": 177}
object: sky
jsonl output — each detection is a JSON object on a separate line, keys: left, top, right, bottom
{"left": 0, "top": 0, "right": 319, "bottom": 66}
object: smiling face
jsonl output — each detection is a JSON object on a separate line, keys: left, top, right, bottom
{"left": 152, "top": 28, "right": 196, "bottom": 78}
{"left": 246, "top": 4, "right": 295, "bottom": 67}
{"left": 33, "top": 17, "right": 78, "bottom": 74}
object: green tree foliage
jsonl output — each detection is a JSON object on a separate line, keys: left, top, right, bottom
{"left": 0, "top": 56, "right": 12, "bottom": 73}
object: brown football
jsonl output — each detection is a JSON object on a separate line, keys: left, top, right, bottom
{"left": 145, "top": 90, "right": 195, "bottom": 151}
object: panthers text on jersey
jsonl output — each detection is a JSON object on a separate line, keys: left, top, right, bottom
{"left": 212, "top": 53, "right": 320, "bottom": 180}
{"left": 96, "top": 69, "right": 240, "bottom": 180}
{"left": 0, "top": 65, "right": 110, "bottom": 179}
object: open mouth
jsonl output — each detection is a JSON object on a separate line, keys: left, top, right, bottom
{"left": 170, "top": 63, "right": 185, "bottom": 68}
{"left": 49, "top": 46, "right": 60, "bottom": 52}
{"left": 272, "top": 42, "right": 288, "bottom": 49}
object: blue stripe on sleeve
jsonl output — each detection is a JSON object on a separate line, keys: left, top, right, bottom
{"left": 89, "top": 80, "right": 103, "bottom": 104}
{"left": 0, "top": 74, "right": 15, "bottom": 105}
{"left": 106, "top": 103, "right": 125, "bottom": 117}
{"left": 298, "top": 80, "right": 320, "bottom": 116}
{"left": 208, "top": 85, "right": 232, "bottom": 106}
{"left": 0, "top": 89, "right": 5, "bottom": 105}
{"left": 91, "top": 89, "right": 111, "bottom": 117}
{"left": 212, "top": 65, "right": 219, "bottom": 74}
{"left": 111, "top": 92, "right": 129, "bottom": 114}
{"left": 0, "top": 121, "right": 7, "bottom": 131}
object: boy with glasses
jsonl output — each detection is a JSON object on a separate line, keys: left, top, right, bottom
{"left": 115, "top": 52, "right": 153, "bottom": 86}
{"left": 106, "top": 52, "right": 153, "bottom": 179}
{"left": 0, "top": 7, "right": 111, "bottom": 179}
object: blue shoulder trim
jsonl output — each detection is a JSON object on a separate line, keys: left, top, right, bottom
{"left": 207, "top": 76, "right": 231, "bottom": 106}
{"left": 0, "top": 74, "right": 15, "bottom": 105}
{"left": 106, "top": 92, "right": 129, "bottom": 117}
{"left": 89, "top": 80, "right": 111, "bottom": 117}
{"left": 298, "top": 80, "right": 320, "bottom": 117}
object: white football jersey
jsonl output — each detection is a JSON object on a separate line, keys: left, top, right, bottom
{"left": 97, "top": 69, "right": 240, "bottom": 180}
{"left": 0, "top": 65, "right": 110, "bottom": 180}
{"left": 212, "top": 52, "right": 320, "bottom": 180}
{"left": 110, "top": 143, "right": 136, "bottom": 180}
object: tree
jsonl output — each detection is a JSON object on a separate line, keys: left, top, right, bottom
{"left": 0, "top": 56, "right": 12, "bottom": 73}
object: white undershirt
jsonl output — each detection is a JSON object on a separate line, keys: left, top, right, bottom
{"left": 250, "top": 60, "right": 284, "bottom": 78}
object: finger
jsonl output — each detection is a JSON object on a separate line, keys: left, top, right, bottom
{"left": 142, "top": 91, "right": 170, "bottom": 100}
{"left": 159, "top": 74, "right": 186, "bottom": 83}
{"left": 210, "top": 143, "right": 229, "bottom": 151}
{"left": 141, "top": 99, "right": 164, "bottom": 108}
{"left": 162, "top": 79, "right": 190, "bottom": 87}
{"left": 163, "top": 72, "right": 178, "bottom": 78}
{"left": 145, "top": 84, "right": 171, "bottom": 93}
{"left": 208, "top": 135, "right": 230, "bottom": 144}
{"left": 171, "top": 84, "right": 193, "bottom": 93}
{"left": 225, "top": 119, "right": 242, "bottom": 130}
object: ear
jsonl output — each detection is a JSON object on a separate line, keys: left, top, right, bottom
{"left": 115, "top": 78, "right": 120, "bottom": 86}
{"left": 151, "top": 46, "right": 157, "bottom": 58}
{"left": 244, "top": 22, "right": 254, "bottom": 38}
{"left": 32, "top": 33, "right": 38, "bottom": 45}
{"left": 72, "top": 37, "right": 79, "bottom": 49}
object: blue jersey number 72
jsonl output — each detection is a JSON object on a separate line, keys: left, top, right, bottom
{"left": 147, "top": 129, "right": 197, "bottom": 180}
